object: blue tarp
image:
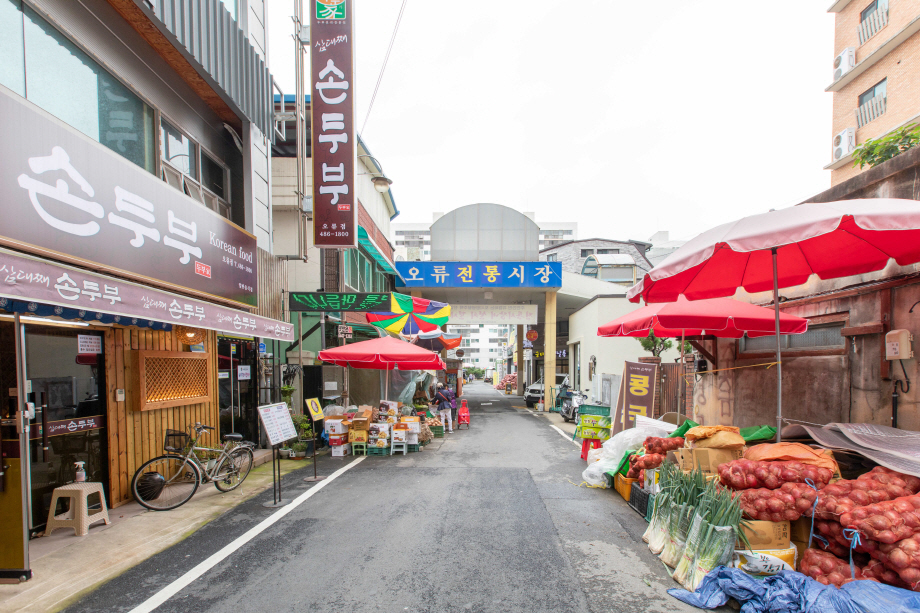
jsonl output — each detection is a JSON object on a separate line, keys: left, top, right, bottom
{"left": 668, "top": 567, "right": 920, "bottom": 613}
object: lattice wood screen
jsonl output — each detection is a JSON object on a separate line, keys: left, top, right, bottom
{"left": 137, "top": 350, "right": 211, "bottom": 411}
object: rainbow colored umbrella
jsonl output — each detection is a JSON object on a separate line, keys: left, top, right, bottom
{"left": 365, "top": 293, "right": 451, "bottom": 335}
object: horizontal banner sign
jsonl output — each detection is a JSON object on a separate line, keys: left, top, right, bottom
{"left": 395, "top": 261, "right": 562, "bottom": 288}
{"left": 289, "top": 292, "right": 391, "bottom": 312}
{"left": 0, "top": 247, "right": 294, "bottom": 341}
{"left": 448, "top": 304, "right": 538, "bottom": 325}
{"left": 0, "top": 88, "right": 258, "bottom": 306}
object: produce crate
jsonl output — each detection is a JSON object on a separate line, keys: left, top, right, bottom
{"left": 628, "top": 482, "right": 651, "bottom": 518}
{"left": 614, "top": 473, "right": 638, "bottom": 501}
{"left": 578, "top": 404, "right": 611, "bottom": 417}
{"left": 604, "top": 471, "right": 616, "bottom": 489}
{"left": 367, "top": 447, "right": 388, "bottom": 456}
{"left": 431, "top": 426, "right": 445, "bottom": 438}
{"left": 645, "top": 493, "right": 657, "bottom": 522}
{"left": 419, "top": 439, "right": 430, "bottom": 446}
{"left": 408, "top": 444, "right": 420, "bottom": 453}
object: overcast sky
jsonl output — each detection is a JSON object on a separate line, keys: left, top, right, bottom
{"left": 268, "top": 1, "right": 835, "bottom": 243}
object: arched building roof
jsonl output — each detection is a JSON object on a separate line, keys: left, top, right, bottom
{"left": 430, "top": 203, "right": 539, "bottom": 261}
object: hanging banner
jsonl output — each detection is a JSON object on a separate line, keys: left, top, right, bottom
{"left": 612, "top": 361, "right": 658, "bottom": 434}
{"left": 311, "top": 0, "right": 357, "bottom": 248}
{"left": 444, "top": 304, "right": 538, "bottom": 325}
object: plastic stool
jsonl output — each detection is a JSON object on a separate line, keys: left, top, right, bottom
{"left": 580, "top": 438, "right": 603, "bottom": 462}
{"left": 458, "top": 400, "right": 470, "bottom": 429}
{"left": 351, "top": 442, "right": 367, "bottom": 456}
{"left": 44, "top": 482, "right": 111, "bottom": 537}
{"left": 390, "top": 441, "right": 408, "bottom": 455}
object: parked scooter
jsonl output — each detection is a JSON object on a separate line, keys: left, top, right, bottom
{"left": 560, "top": 385, "right": 586, "bottom": 423}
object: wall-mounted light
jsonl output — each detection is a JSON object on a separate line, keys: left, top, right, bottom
{"left": 176, "top": 325, "right": 206, "bottom": 345}
{"left": 357, "top": 154, "right": 393, "bottom": 193}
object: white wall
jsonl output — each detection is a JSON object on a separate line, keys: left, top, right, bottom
{"left": 356, "top": 164, "right": 392, "bottom": 238}
{"left": 567, "top": 296, "right": 681, "bottom": 396}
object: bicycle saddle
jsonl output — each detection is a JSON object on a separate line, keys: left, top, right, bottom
{"left": 222, "top": 433, "right": 243, "bottom": 441}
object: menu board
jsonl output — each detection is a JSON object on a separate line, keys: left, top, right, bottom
{"left": 257, "top": 402, "right": 298, "bottom": 446}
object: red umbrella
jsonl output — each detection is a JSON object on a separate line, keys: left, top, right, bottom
{"left": 627, "top": 198, "right": 920, "bottom": 441}
{"left": 319, "top": 336, "right": 446, "bottom": 371}
{"left": 597, "top": 297, "right": 809, "bottom": 339}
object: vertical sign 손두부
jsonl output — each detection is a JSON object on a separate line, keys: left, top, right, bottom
{"left": 311, "top": 0, "right": 357, "bottom": 248}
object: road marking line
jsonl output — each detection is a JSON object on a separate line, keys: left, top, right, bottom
{"left": 550, "top": 424, "right": 581, "bottom": 447}
{"left": 127, "top": 456, "right": 367, "bottom": 613}
{"left": 481, "top": 403, "right": 492, "bottom": 405}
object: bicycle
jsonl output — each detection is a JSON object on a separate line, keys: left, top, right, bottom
{"left": 131, "top": 422, "right": 255, "bottom": 511}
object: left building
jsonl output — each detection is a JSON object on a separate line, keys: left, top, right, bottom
{"left": 0, "top": 0, "right": 295, "bottom": 581}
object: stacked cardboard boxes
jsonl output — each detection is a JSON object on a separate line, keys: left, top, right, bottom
{"left": 401, "top": 416, "right": 420, "bottom": 445}
{"left": 574, "top": 414, "right": 611, "bottom": 442}
{"left": 326, "top": 416, "right": 351, "bottom": 456}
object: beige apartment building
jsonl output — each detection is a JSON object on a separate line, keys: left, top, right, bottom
{"left": 826, "top": 0, "right": 920, "bottom": 184}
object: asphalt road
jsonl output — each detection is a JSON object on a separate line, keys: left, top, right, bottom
{"left": 64, "top": 382, "right": 701, "bottom": 613}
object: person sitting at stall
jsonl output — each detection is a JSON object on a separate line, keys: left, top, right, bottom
{"left": 432, "top": 384, "right": 453, "bottom": 434}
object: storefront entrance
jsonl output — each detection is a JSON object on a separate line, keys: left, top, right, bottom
{"left": 0, "top": 321, "right": 107, "bottom": 533}
{"left": 217, "top": 337, "right": 259, "bottom": 444}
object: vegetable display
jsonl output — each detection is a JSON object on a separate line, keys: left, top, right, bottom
{"left": 737, "top": 482, "right": 818, "bottom": 522}
{"left": 814, "top": 478, "right": 912, "bottom": 520}
{"left": 813, "top": 519, "right": 879, "bottom": 556}
{"left": 644, "top": 437, "right": 684, "bottom": 455}
{"left": 839, "top": 494, "right": 920, "bottom": 544}
{"left": 718, "top": 459, "right": 832, "bottom": 491}
{"left": 858, "top": 466, "right": 920, "bottom": 494}
{"left": 862, "top": 559, "right": 911, "bottom": 589}
{"left": 799, "top": 548, "right": 869, "bottom": 588}
{"left": 872, "top": 532, "right": 920, "bottom": 590}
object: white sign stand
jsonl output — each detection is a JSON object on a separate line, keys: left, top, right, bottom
{"left": 257, "top": 402, "right": 298, "bottom": 507}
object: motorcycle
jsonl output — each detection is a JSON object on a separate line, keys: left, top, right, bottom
{"left": 560, "top": 386, "right": 586, "bottom": 423}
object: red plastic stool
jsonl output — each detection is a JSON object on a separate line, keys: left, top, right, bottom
{"left": 457, "top": 400, "right": 470, "bottom": 429}
{"left": 580, "top": 438, "right": 602, "bottom": 461}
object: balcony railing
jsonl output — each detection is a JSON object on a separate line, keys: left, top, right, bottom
{"left": 858, "top": 8, "right": 889, "bottom": 45}
{"left": 856, "top": 95, "right": 886, "bottom": 127}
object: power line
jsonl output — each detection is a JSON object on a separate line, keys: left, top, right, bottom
{"left": 361, "top": 0, "right": 408, "bottom": 136}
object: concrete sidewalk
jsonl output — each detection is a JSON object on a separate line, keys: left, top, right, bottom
{"left": 0, "top": 451, "right": 319, "bottom": 613}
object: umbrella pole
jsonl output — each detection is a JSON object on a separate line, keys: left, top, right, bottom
{"left": 680, "top": 329, "right": 686, "bottom": 418}
{"left": 772, "top": 247, "right": 783, "bottom": 443}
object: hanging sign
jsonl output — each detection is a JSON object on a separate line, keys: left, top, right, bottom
{"left": 257, "top": 402, "right": 298, "bottom": 446}
{"left": 311, "top": 0, "right": 357, "bottom": 248}
{"left": 289, "top": 292, "right": 391, "bottom": 312}
{"left": 526, "top": 329, "right": 538, "bottom": 342}
{"left": 612, "top": 361, "right": 658, "bottom": 435}
{"left": 238, "top": 365, "right": 251, "bottom": 381}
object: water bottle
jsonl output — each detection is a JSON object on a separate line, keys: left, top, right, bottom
{"left": 74, "top": 461, "right": 86, "bottom": 483}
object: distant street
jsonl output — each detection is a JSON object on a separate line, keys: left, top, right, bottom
{"left": 64, "top": 381, "right": 698, "bottom": 613}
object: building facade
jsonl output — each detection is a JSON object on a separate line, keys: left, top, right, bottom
{"left": 539, "top": 238, "right": 654, "bottom": 279}
{"left": 826, "top": 0, "right": 920, "bottom": 185}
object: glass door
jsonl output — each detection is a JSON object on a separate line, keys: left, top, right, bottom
{"left": 217, "top": 337, "right": 258, "bottom": 443}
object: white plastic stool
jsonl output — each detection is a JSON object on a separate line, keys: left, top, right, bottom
{"left": 44, "top": 482, "right": 111, "bottom": 537}
{"left": 390, "top": 441, "right": 408, "bottom": 455}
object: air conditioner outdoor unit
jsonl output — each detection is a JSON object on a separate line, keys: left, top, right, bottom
{"left": 833, "top": 47, "right": 856, "bottom": 81}
{"left": 833, "top": 127, "right": 856, "bottom": 161}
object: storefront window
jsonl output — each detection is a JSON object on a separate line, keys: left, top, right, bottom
{"left": 9, "top": 4, "right": 156, "bottom": 173}
{"left": 160, "top": 119, "right": 198, "bottom": 179}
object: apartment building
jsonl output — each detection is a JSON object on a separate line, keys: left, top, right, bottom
{"left": 392, "top": 210, "right": 576, "bottom": 261}
{"left": 446, "top": 323, "right": 512, "bottom": 372}
{"left": 826, "top": 0, "right": 920, "bottom": 184}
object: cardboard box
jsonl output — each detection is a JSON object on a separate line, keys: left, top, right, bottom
{"left": 392, "top": 429, "right": 408, "bottom": 443}
{"left": 401, "top": 416, "right": 420, "bottom": 423}
{"left": 791, "top": 540, "right": 809, "bottom": 568}
{"left": 790, "top": 518, "right": 812, "bottom": 543}
{"left": 351, "top": 418, "right": 370, "bottom": 431}
{"left": 644, "top": 468, "right": 660, "bottom": 494}
{"left": 579, "top": 414, "right": 611, "bottom": 428}
{"left": 407, "top": 432, "right": 419, "bottom": 445}
{"left": 325, "top": 418, "right": 349, "bottom": 435}
{"left": 393, "top": 423, "right": 409, "bottom": 430}
{"left": 329, "top": 434, "right": 349, "bottom": 446}
{"left": 380, "top": 400, "right": 399, "bottom": 416}
{"left": 677, "top": 448, "right": 743, "bottom": 474}
{"left": 331, "top": 444, "right": 351, "bottom": 457}
{"left": 371, "top": 438, "right": 389, "bottom": 449}
{"left": 349, "top": 430, "right": 368, "bottom": 443}
{"left": 575, "top": 425, "right": 611, "bottom": 441}
{"left": 738, "top": 520, "right": 790, "bottom": 550}
{"left": 400, "top": 416, "right": 421, "bottom": 433}
{"left": 369, "top": 423, "right": 390, "bottom": 438}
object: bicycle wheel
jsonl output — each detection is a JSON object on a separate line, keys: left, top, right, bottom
{"left": 214, "top": 447, "right": 254, "bottom": 492}
{"left": 132, "top": 454, "right": 201, "bottom": 511}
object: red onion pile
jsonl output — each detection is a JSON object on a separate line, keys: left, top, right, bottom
{"left": 718, "top": 460, "right": 832, "bottom": 491}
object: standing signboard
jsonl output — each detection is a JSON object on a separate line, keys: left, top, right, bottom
{"left": 311, "top": 0, "right": 357, "bottom": 248}
{"left": 612, "top": 361, "right": 659, "bottom": 434}
{"left": 257, "top": 402, "right": 298, "bottom": 446}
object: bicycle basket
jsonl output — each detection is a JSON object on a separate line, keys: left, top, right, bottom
{"left": 164, "top": 429, "right": 191, "bottom": 453}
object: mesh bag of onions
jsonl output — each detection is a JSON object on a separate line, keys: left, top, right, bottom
{"left": 873, "top": 532, "right": 920, "bottom": 590}
{"left": 840, "top": 494, "right": 920, "bottom": 544}
{"left": 862, "top": 559, "right": 912, "bottom": 590}
{"left": 627, "top": 453, "right": 664, "bottom": 479}
{"left": 813, "top": 519, "right": 879, "bottom": 556}
{"left": 799, "top": 548, "right": 870, "bottom": 588}
{"left": 815, "top": 479, "right": 913, "bottom": 520}
{"left": 738, "top": 482, "right": 819, "bottom": 522}
{"left": 718, "top": 459, "right": 832, "bottom": 491}
{"left": 858, "top": 467, "right": 920, "bottom": 494}
{"left": 644, "top": 437, "right": 684, "bottom": 455}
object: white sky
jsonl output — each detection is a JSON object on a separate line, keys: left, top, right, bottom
{"left": 268, "top": 1, "right": 835, "bottom": 243}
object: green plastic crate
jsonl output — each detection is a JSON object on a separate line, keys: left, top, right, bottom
{"left": 368, "top": 447, "right": 388, "bottom": 456}
{"left": 431, "top": 426, "right": 445, "bottom": 438}
{"left": 579, "top": 404, "right": 611, "bottom": 417}
{"left": 408, "top": 444, "right": 420, "bottom": 452}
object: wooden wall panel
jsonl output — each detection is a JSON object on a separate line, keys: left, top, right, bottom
{"left": 257, "top": 247, "right": 286, "bottom": 321}
{"left": 104, "top": 327, "right": 220, "bottom": 507}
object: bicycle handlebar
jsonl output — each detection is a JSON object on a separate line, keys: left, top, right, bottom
{"left": 194, "top": 422, "right": 215, "bottom": 431}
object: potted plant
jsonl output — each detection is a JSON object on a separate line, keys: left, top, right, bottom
{"left": 291, "top": 414, "right": 315, "bottom": 454}
{"left": 280, "top": 385, "right": 297, "bottom": 410}
{"left": 279, "top": 445, "right": 293, "bottom": 458}
{"left": 291, "top": 441, "right": 308, "bottom": 458}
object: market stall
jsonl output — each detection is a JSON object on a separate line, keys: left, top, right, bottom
{"left": 317, "top": 337, "right": 446, "bottom": 456}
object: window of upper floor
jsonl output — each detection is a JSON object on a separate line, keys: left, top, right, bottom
{"left": 596, "top": 249, "right": 619, "bottom": 254}
{"left": 546, "top": 254, "right": 558, "bottom": 262}
{"left": 344, "top": 246, "right": 392, "bottom": 293}
{"left": 580, "top": 249, "right": 594, "bottom": 257}
{"left": 856, "top": 78, "right": 888, "bottom": 128}
{"left": 160, "top": 119, "right": 231, "bottom": 219}
{"left": 739, "top": 322, "right": 845, "bottom": 355}
{"left": 858, "top": 0, "right": 889, "bottom": 45}
{"left": 858, "top": 78, "right": 887, "bottom": 107}
{"left": 218, "top": 0, "right": 238, "bottom": 20}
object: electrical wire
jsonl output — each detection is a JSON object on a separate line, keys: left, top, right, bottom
{"left": 896, "top": 358, "right": 911, "bottom": 394}
{"left": 360, "top": 0, "right": 408, "bottom": 136}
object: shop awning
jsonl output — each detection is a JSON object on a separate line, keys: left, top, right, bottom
{"left": 0, "top": 247, "right": 295, "bottom": 342}
{"left": 357, "top": 226, "right": 400, "bottom": 276}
